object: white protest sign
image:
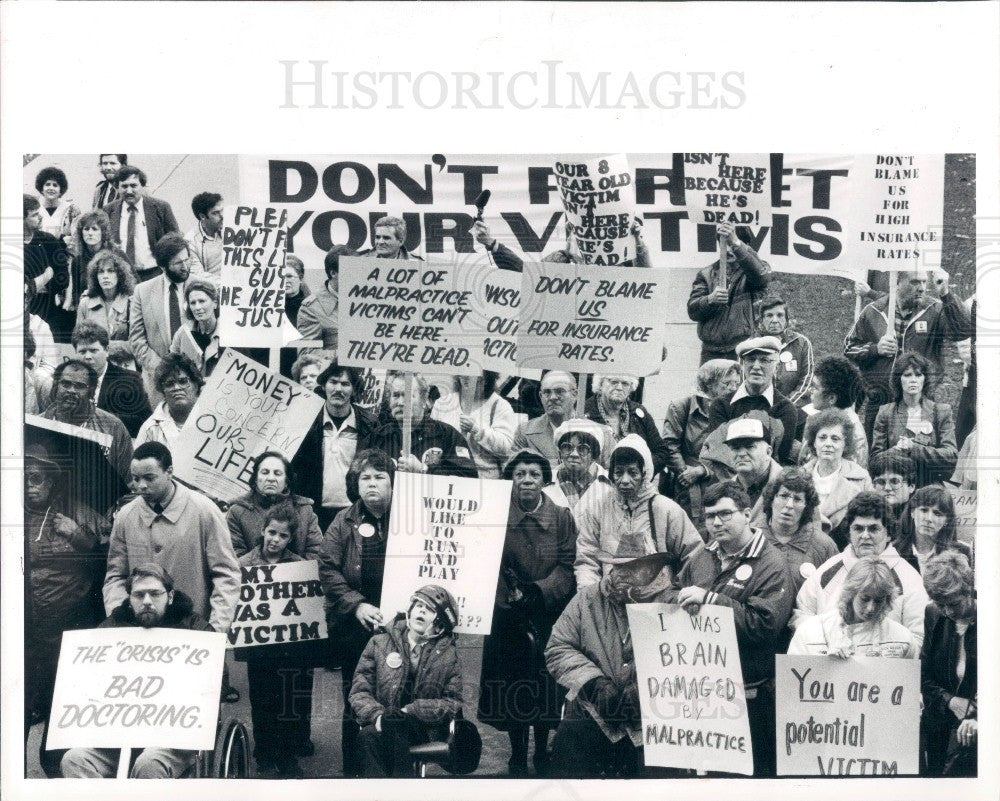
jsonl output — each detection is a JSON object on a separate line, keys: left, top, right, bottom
{"left": 229, "top": 560, "right": 328, "bottom": 649}
{"left": 47, "top": 628, "right": 226, "bottom": 750}
{"left": 379, "top": 472, "right": 510, "bottom": 635}
{"left": 517, "top": 263, "right": 669, "bottom": 376}
{"left": 554, "top": 154, "right": 635, "bottom": 265}
{"left": 477, "top": 267, "right": 541, "bottom": 378}
{"left": 356, "top": 367, "right": 388, "bottom": 413}
{"left": 848, "top": 154, "right": 946, "bottom": 271}
{"left": 776, "top": 655, "right": 921, "bottom": 776}
{"left": 682, "top": 152, "right": 773, "bottom": 227}
{"left": 948, "top": 487, "right": 976, "bottom": 546}
{"left": 338, "top": 256, "right": 480, "bottom": 376}
{"left": 219, "top": 204, "right": 296, "bottom": 347}
{"left": 172, "top": 350, "right": 323, "bottom": 503}
{"left": 626, "top": 603, "right": 753, "bottom": 775}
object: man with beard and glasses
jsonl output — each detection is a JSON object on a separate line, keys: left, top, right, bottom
{"left": 38, "top": 359, "right": 133, "bottom": 482}
{"left": 129, "top": 232, "right": 192, "bottom": 404}
{"left": 62, "top": 563, "right": 218, "bottom": 779}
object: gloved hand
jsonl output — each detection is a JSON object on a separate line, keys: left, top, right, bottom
{"left": 580, "top": 676, "right": 622, "bottom": 720}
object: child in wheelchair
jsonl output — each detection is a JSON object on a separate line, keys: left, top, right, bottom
{"left": 348, "top": 585, "right": 465, "bottom": 777}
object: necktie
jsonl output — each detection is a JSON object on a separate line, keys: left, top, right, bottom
{"left": 168, "top": 282, "right": 182, "bottom": 339}
{"left": 151, "top": 502, "right": 164, "bottom": 516}
{"left": 106, "top": 184, "right": 118, "bottom": 207}
{"left": 126, "top": 204, "right": 137, "bottom": 265}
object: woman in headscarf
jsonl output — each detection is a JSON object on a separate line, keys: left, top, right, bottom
{"left": 478, "top": 449, "right": 577, "bottom": 777}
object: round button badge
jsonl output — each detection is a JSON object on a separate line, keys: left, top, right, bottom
{"left": 799, "top": 562, "right": 816, "bottom": 579}
{"left": 734, "top": 564, "right": 753, "bottom": 581}
{"left": 386, "top": 652, "right": 403, "bottom": 669}
{"left": 358, "top": 523, "right": 375, "bottom": 538}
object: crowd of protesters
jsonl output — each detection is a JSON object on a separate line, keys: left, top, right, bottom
{"left": 22, "top": 157, "right": 977, "bottom": 780}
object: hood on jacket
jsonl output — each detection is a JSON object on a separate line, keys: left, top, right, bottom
{"left": 608, "top": 434, "right": 657, "bottom": 503}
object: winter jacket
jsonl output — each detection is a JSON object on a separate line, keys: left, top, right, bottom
{"left": 430, "top": 391, "right": 516, "bottom": 479}
{"left": 773, "top": 330, "right": 815, "bottom": 406}
{"left": 227, "top": 492, "right": 322, "bottom": 560}
{"left": 788, "top": 606, "right": 918, "bottom": 658}
{"left": 921, "top": 602, "right": 977, "bottom": 725}
{"left": 707, "top": 385, "right": 799, "bottom": 465}
{"left": 802, "top": 458, "right": 873, "bottom": 530}
{"left": 574, "top": 435, "right": 702, "bottom": 588}
{"left": 362, "top": 416, "right": 479, "bottom": 479}
{"left": 791, "top": 544, "right": 929, "bottom": 646}
{"left": 546, "top": 581, "right": 666, "bottom": 746}
{"left": 752, "top": 515, "right": 839, "bottom": 596}
{"left": 686, "top": 245, "right": 772, "bottom": 354}
{"left": 318, "top": 500, "right": 391, "bottom": 624}
{"left": 844, "top": 292, "right": 972, "bottom": 397}
{"left": 349, "top": 616, "right": 462, "bottom": 728}
{"left": 871, "top": 399, "right": 958, "bottom": 485}
{"left": 584, "top": 395, "right": 670, "bottom": 476}
{"left": 662, "top": 392, "right": 714, "bottom": 475}
{"left": 665, "top": 529, "right": 793, "bottom": 687}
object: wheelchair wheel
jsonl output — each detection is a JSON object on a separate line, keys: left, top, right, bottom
{"left": 216, "top": 719, "right": 251, "bottom": 778}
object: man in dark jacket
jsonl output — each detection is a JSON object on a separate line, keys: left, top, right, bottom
{"left": 707, "top": 336, "right": 799, "bottom": 464}
{"left": 24, "top": 194, "right": 73, "bottom": 341}
{"left": 665, "top": 481, "right": 793, "bottom": 777}
{"left": 292, "top": 362, "right": 379, "bottom": 531}
{"left": 844, "top": 269, "right": 972, "bottom": 441}
{"left": 61, "top": 563, "right": 217, "bottom": 779}
{"left": 357, "top": 215, "right": 424, "bottom": 260}
{"left": 687, "top": 221, "right": 771, "bottom": 364}
{"left": 72, "top": 321, "right": 152, "bottom": 437}
{"left": 103, "top": 166, "right": 180, "bottom": 281}
{"left": 363, "top": 372, "right": 478, "bottom": 479}
{"left": 759, "top": 295, "right": 814, "bottom": 407}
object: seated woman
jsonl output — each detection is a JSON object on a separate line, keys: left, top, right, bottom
{"left": 430, "top": 371, "right": 516, "bottom": 479}
{"left": 871, "top": 353, "right": 958, "bottom": 487}
{"left": 76, "top": 248, "right": 135, "bottom": 342}
{"left": 69, "top": 211, "right": 127, "bottom": 315}
{"left": 544, "top": 419, "right": 609, "bottom": 511}
{"left": 290, "top": 352, "right": 329, "bottom": 393}
{"left": 920, "top": 551, "right": 977, "bottom": 777}
{"left": 586, "top": 373, "right": 670, "bottom": 476}
{"left": 349, "top": 585, "right": 463, "bottom": 778}
{"left": 754, "top": 468, "right": 839, "bottom": 597}
{"left": 135, "top": 353, "right": 203, "bottom": 450}
{"left": 170, "top": 280, "right": 222, "bottom": 376}
{"left": 895, "top": 484, "right": 974, "bottom": 574}
{"left": 801, "top": 408, "right": 872, "bottom": 544}
{"left": 788, "top": 556, "right": 918, "bottom": 658}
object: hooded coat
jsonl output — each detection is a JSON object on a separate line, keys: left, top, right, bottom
{"left": 573, "top": 435, "right": 703, "bottom": 589}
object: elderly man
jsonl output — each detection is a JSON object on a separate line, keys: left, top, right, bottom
{"left": 104, "top": 166, "right": 180, "bottom": 280}
{"left": 513, "top": 370, "right": 613, "bottom": 471}
{"left": 39, "top": 359, "right": 133, "bottom": 482}
{"left": 72, "top": 321, "right": 151, "bottom": 437}
{"left": 62, "top": 563, "right": 218, "bottom": 779}
{"left": 665, "top": 481, "right": 793, "bottom": 777}
{"left": 574, "top": 435, "right": 701, "bottom": 589}
{"left": 363, "top": 372, "right": 477, "bottom": 478}
{"left": 104, "top": 442, "right": 240, "bottom": 635}
{"left": 707, "top": 336, "right": 798, "bottom": 464}
{"left": 357, "top": 216, "right": 423, "bottom": 260}
{"left": 724, "top": 417, "right": 783, "bottom": 509}
{"left": 791, "top": 491, "right": 928, "bottom": 645}
{"left": 759, "top": 295, "right": 814, "bottom": 407}
{"left": 845, "top": 268, "right": 972, "bottom": 441}
{"left": 545, "top": 551, "right": 682, "bottom": 778}
{"left": 687, "top": 221, "right": 771, "bottom": 364}
{"left": 585, "top": 373, "right": 670, "bottom": 476}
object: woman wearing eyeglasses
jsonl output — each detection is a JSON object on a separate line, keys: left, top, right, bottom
{"left": 544, "top": 419, "right": 610, "bottom": 512}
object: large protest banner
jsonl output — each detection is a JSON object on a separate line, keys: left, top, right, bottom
{"left": 682, "top": 152, "right": 772, "bottom": 227}
{"left": 848, "top": 154, "right": 946, "bottom": 271}
{"left": 517, "top": 263, "right": 670, "bottom": 376}
{"left": 554, "top": 154, "right": 635, "bottom": 265}
{"left": 626, "top": 604, "right": 753, "bottom": 775}
{"left": 338, "top": 255, "right": 483, "bottom": 375}
{"left": 948, "top": 487, "right": 976, "bottom": 546}
{"left": 172, "top": 350, "right": 323, "bottom": 503}
{"left": 238, "top": 153, "right": 894, "bottom": 279}
{"left": 229, "top": 561, "right": 328, "bottom": 648}
{"left": 219, "top": 204, "right": 296, "bottom": 348}
{"left": 775, "top": 655, "right": 921, "bottom": 776}
{"left": 47, "top": 628, "right": 226, "bottom": 750}
{"left": 379, "top": 472, "right": 509, "bottom": 635}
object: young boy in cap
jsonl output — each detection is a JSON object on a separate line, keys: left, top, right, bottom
{"left": 707, "top": 335, "right": 799, "bottom": 465}
{"left": 349, "top": 585, "right": 464, "bottom": 777}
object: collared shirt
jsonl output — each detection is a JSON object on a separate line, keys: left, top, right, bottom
{"left": 321, "top": 406, "right": 359, "bottom": 508}
{"left": 731, "top": 382, "right": 775, "bottom": 406}
{"left": 94, "top": 365, "right": 108, "bottom": 401}
{"left": 119, "top": 197, "right": 155, "bottom": 269}
{"left": 185, "top": 222, "right": 223, "bottom": 278}
{"left": 135, "top": 401, "right": 183, "bottom": 451}
{"left": 162, "top": 274, "right": 187, "bottom": 343}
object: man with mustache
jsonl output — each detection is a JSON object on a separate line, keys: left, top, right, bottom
{"left": 91, "top": 154, "right": 127, "bottom": 210}
{"left": 38, "top": 359, "right": 133, "bottom": 482}
{"left": 62, "top": 563, "right": 217, "bottom": 779}
{"left": 707, "top": 336, "right": 798, "bottom": 465}
{"left": 791, "top": 490, "right": 928, "bottom": 646}
{"left": 104, "top": 166, "right": 180, "bottom": 280}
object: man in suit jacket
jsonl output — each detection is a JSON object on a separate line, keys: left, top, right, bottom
{"left": 104, "top": 166, "right": 179, "bottom": 281}
{"left": 73, "top": 321, "right": 152, "bottom": 437}
{"left": 129, "top": 233, "right": 192, "bottom": 402}
{"left": 512, "top": 371, "right": 613, "bottom": 473}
